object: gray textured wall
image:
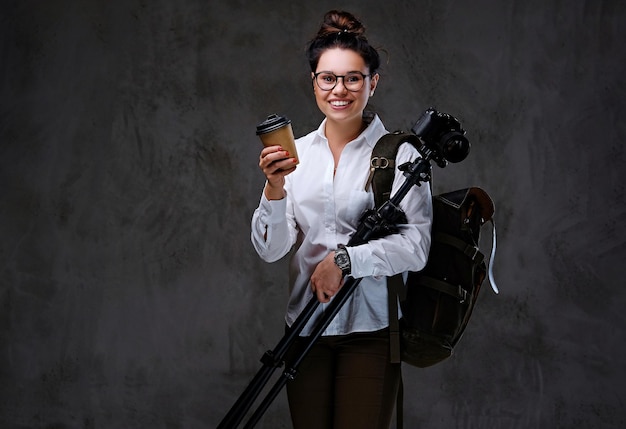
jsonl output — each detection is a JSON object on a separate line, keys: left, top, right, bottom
{"left": 1, "top": 1, "right": 625, "bottom": 428}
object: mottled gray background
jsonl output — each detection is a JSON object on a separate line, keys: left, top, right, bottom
{"left": 1, "top": 0, "right": 625, "bottom": 428}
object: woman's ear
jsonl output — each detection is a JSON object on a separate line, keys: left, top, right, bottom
{"left": 369, "top": 73, "right": 380, "bottom": 96}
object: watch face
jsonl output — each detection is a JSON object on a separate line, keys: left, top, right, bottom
{"left": 336, "top": 254, "right": 348, "bottom": 265}
{"left": 335, "top": 250, "right": 349, "bottom": 271}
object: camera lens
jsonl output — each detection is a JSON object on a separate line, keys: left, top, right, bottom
{"left": 440, "top": 132, "right": 470, "bottom": 163}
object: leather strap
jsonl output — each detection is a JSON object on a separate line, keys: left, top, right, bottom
{"left": 387, "top": 273, "right": 405, "bottom": 429}
{"left": 417, "top": 276, "right": 471, "bottom": 303}
{"left": 434, "top": 232, "right": 485, "bottom": 264}
{"left": 397, "top": 375, "right": 404, "bottom": 429}
{"left": 387, "top": 273, "right": 404, "bottom": 364}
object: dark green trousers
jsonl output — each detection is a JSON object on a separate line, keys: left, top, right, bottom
{"left": 285, "top": 329, "right": 401, "bottom": 429}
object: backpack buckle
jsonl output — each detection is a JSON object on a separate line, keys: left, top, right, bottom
{"left": 464, "top": 244, "right": 484, "bottom": 264}
{"left": 371, "top": 156, "right": 391, "bottom": 169}
{"left": 458, "top": 286, "right": 470, "bottom": 303}
{"left": 365, "top": 157, "right": 395, "bottom": 191}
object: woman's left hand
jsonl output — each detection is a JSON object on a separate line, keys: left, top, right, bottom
{"left": 310, "top": 252, "right": 344, "bottom": 303}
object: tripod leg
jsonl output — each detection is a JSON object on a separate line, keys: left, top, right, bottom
{"left": 217, "top": 297, "right": 320, "bottom": 429}
{"left": 218, "top": 366, "right": 276, "bottom": 429}
{"left": 242, "top": 277, "right": 363, "bottom": 428}
{"left": 242, "top": 364, "right": 296, "bottom": 429}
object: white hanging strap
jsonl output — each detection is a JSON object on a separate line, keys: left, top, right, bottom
{"left": 487, "top": 219, "right": 499, "bottom": 294}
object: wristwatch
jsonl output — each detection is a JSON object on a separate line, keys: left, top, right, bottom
{"left": 334, "top": 244, "right": 351, "bottom": 276}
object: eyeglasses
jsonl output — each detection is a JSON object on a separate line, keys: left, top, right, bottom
{"left": 313, "top": 71, "right": 370, "bottom": 92}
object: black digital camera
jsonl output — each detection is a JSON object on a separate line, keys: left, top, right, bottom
{"left": 411, "top": 108, "right": 470, "bottom": 167}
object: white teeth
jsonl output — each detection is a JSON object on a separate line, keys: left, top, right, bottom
{"left": 330, "top": 100, "right": 350, "bottom": 106}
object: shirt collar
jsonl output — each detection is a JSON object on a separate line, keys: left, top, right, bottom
{"left": 314, "top": 112, "right": 385, "bottom": 148}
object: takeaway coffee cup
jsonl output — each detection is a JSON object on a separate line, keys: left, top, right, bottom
{"left": 256, "top": 114, "right": 299, "bottom": 166}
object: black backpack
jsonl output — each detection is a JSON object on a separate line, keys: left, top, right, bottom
{"left": 366, "top": 131, "right": 499, "bottom": 368}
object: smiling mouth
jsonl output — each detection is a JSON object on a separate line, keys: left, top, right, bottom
{"left": 330, "top": 100, "right": 351, "bottom": 107}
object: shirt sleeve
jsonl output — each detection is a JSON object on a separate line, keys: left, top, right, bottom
{"left": 347, "top": 142, "right": 433, "bottom": 278}
{"left": 250, "top": 187, "right": 298, "bottom": 263}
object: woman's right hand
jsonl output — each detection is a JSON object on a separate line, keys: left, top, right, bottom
{"left": 259, "top": 145, "right": 297, "bottom": 200}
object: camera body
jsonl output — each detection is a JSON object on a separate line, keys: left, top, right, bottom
{"left": 411, "top": 108, "right": 470, "bottom": 166}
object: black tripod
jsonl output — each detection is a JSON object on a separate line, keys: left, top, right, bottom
{"left": 217, "top": 142, "right": 438, "bottom": 429}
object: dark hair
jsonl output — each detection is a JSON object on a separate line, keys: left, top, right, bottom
{"left": 306, "top": 10, "right": 381, "bottom": 75}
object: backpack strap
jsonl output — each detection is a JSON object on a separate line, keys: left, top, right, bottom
{"left": 387, "top": 273, "right": 405, "bottom": 364}
{"left": 397, "top": 374, "right": 404, "bottom": 429}
{"left": 369, "top": 132, "right": 421, "bottom": 429}
{"left": 435, "top": 232, "right": 485, "bottom": 265}
{"left": 387, "top": 273, "right": 406, "bottom": 429}
{"left": 368, "top": 131, "right": 417, "bottom": 358}
{"left": 487, "top": 219, "right": 499, "bottom": 294}
{"left": 365, "top": 131, "right": 420, "bottom": 207}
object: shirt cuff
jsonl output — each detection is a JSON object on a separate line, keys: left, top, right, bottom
{"left": 260, "top": 190, "right": 288, "bottom": 225}
{"left": 344, "top": 245, "right": 376, "bottom": 278}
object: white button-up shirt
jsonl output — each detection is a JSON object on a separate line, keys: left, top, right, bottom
{"left": 251, "top": 114, "right": 432, "bottom": 336}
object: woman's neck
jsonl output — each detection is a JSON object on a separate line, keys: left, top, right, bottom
{"left": 325, "top": 116, "right": 366, "bottom": 148}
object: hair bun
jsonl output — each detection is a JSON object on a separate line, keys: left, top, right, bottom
{"left": 306, "top": 10, "right": 380, "bottom": 75}
{"left": 316, "top": 10, "right": 366, "bottom": 39}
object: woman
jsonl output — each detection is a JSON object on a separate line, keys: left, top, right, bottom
{"left": 251, "top": 10, "right": 432, "bottom": 429}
